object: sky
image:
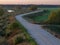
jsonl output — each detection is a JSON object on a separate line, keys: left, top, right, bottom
{"left": 0, "top": 0, "right": 60, "bottom": 5}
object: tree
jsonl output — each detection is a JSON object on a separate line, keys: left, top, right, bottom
{"left": 0, "top": 6, "right": 4, "bottom": 16}
{"left": 46, "top": 10, "right": 60, "bottom": 25}
{"left": 13, "top": 6, "right": 22, "bottom": 11}
{"left": 28, "top": 5, "right": 37, "bottom": 11}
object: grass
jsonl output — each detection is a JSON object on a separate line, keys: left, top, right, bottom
{"left": 23, "top": 8, "right": 60, "bottom": 23}
{"left": 32, "top": 13, "right": 49, "bottom": 22}
{"left": 16, "top": 20, "right": 37, "bottom": 45}
{"left": 43, "top": 25, "right": 60, "bottom": 34}
{"left": 23, "top": 9, "right": 50, "bottom": 23}
{"left": 41, "top": 8, "right": 60, "bottom": 11}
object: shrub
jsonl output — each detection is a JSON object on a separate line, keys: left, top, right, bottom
{"left": 0, "top": 31, "right": 5, "bottom": 36}
{"left": 10, "top": 22, "right": 20, "bottom": 30}
{"left": 6, "top": 32, "right": 12, "bottom": 37}
{"left": 15, "top": 37, "right": 24, "bottom": 44}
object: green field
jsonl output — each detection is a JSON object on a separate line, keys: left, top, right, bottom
{"left": 23, "top": 9, "right": 50, "bottom": 23}
{"left": 23, "top": 8, "right": 60, "bottom": 23}
{"left": 43, "top": 25, "right": 60, "bottom": 34}
{"left": 32, "top": 12, "right": 50, "bottom": 22}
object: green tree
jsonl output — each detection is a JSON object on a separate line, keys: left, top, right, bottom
{"left": 28, "top": 5, "right": 37, "bottom": 11}
{"left": 0, "top": 6, "right": 4, "bottom": 16}
{"left": 46, "top": 11, "right": 60, "bottom": 25}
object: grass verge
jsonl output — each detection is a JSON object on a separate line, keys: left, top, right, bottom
{"left": 16, "top": 20, "right": 37, "bottom": 45}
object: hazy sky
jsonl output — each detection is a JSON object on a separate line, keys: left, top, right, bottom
{"left": 0, "top": 0, "right": 60, "bottom": 5}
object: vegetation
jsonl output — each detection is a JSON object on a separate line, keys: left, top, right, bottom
{"left": 5, "top": 21, "right": 37, "bottom": 45}
{"left": 15, "top": 36, "right": 24, "bottom": 44}
{"left": 23, "top": 8, "right": 60, "bottom": 38}
{"left": 16, "top": 21, "right": 37, "bottom": 45}
{"left": 9, "top": 22, "right": 20, "bottom": 30}
{"left": 23, "top": 10, "right": 50, "bottom": 24}
{"left": 42, "top": 10, "right": 60, "bottom": 37}
{"left": 13, "top": 6, "right": 22, "bottom": 11}
{"left": 6, "top": 22, "right": 20, "bottom": 37}
{"left": 43, "top": 25, "right": 60, "bottom": 34}
{"left": 46, "top": 10, "right": 60, "bottom": 25}
{"left": 0, "top": 31, "right": 5, "bottom": 36}
{"left": 23, "top": 8, "right": 60, "bottom": 25}
{"left": 0, "top": 6, "right": 4, "bottom": 16}
{"left": 28, "top": 5, "right": 37, "bottom": 11}
{"left": 0, "top": 7, "right": 5, "bottom": 37}
{"left": 0, "top": 5, "right": 37, "bottom": 45}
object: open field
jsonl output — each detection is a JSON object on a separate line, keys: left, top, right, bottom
{"left": 23, "top": 9, "right": 50, "bottom": 23}
{"left": 23, "top": 8, "right": 60, "bottom": 23}
{"left": 41, "top": 8, "right": 60, "bottom": 11}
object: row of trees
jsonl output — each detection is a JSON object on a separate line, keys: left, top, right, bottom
{"left": 28, "top": 5, "right": 38, "bottom": 11}
{"left": 12, "top": 5, "right": 38, "bottom": 11}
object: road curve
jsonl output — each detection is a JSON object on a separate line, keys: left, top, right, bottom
{"left": 15, "top": 10, "right": 60, "bottom": 45}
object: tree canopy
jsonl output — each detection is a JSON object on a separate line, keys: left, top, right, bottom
{"left": 28, "top": 5, "right": 37, "bottom": 11}
{"left": 0, "top": 6, "right": 4, "bottom": 16}
{"left": 46, "top": 10, "right": 60, "bottom": 25}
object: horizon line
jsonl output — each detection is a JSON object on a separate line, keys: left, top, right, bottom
{"left": 0, "top": 4, "right": 60, "bottom": 5}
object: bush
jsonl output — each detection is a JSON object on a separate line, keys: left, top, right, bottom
{"left": 6, "top": 32, "right": 12, "bottom": 37}
{"left": 15, "top": 37, "right": 24, "bottom": 44}
{"left": 10, "top": 22, "right": 20, "bottom": 30}
{"left": 0, "top": 6, "right": 4, "bottom": 16}
{"left": 0, "top": 31, "right": 5, "bottom": 36}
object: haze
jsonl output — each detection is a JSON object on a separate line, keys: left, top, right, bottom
{"left": 0, "top": 0, "right": 60, "bottom": 5}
